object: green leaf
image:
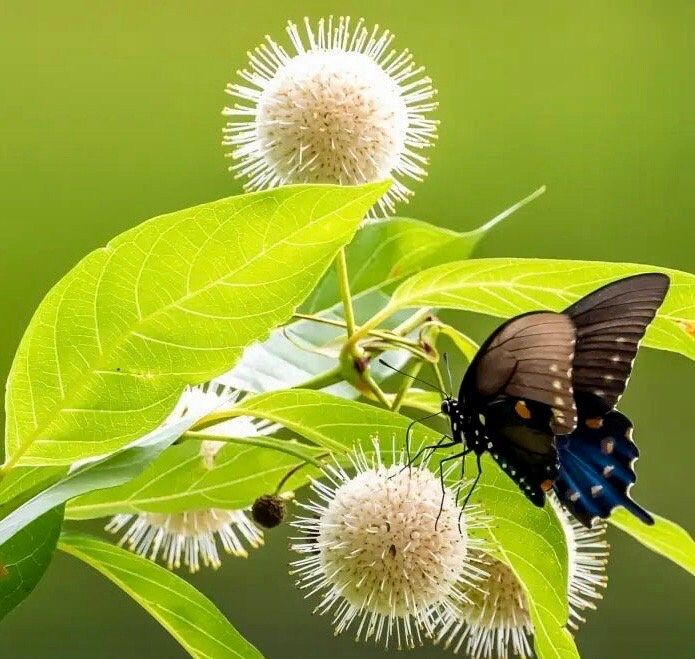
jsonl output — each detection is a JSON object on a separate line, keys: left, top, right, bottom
{"left": 302, "top": 187, "right": 546, "bottom": 314}
{"left": 0, "top": 466, "right": 66, "bottom": 510}
{"left": 611, "top": 508, "right": 695, "bottom": 576}
{"left": 66, "top": 439, "right": 323, "bottom": 519}
{"left": 0, "top": 405, "right": 214, "bottom": 544}
{"left": 0, "top": 469, "right": 66, "bottom": 621}
{"left": 431, "top": 321, "right": 480, "bottom": 363}
{"left": 227, "top": 389, "right": 427, "bottom": 454}
{"left": 59, "top": 532, "right": 263, "bottom": 659}
{"left": 0, "top": 507, "right": 64, "bottom": 622}
{"left": 386, "top": 258, "right": 695, "bottom": 359}
{"left": 473, "top": 461, "right": 578, "bottom": 659}
{"left": 4, "top": 182, "right": 387, "bottom": 469}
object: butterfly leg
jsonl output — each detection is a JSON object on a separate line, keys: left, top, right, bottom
{"left": 401, "top": 435, "right": 455, "bottom": 473}
{"left": 435, "top": 449, "right": 471, "bottom": 531}
{"left": 460, "top": 453, "right": 483, "bottom": 513}
{"left": 403, "top": 411, "right": 443, "bottom": 473}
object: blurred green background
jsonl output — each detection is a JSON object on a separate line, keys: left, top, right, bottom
{"left": 0, "top": 1, "right": 692, "bottom": 657}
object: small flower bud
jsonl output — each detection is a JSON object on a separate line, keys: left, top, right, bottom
{"left": 252, "top": 494, "right": 287, "bottom": 529}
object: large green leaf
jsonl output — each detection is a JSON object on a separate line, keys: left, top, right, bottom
{"left": 611, "top": 508, "right": 695, "bottom": 576}
{"left": 4, "top": 182, "right": 387, "bottom": 469}
{"left": 59, "top": 533, "right": 263, "bottom": 658}
{"left": 385, "top": 258, "right": 695, "bottom": 359}
{"left": 66, "top": 439, "right": 323, "bottom": 519}
{"left": 186, "top": 389, "right": 572, "bottom": 658}
{"left": 302, "top": 187, "right": 545, "bottom": 314}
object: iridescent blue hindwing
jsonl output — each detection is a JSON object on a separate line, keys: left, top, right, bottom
{"left": 553, "top": 401, "right": 653, "bottom": 527}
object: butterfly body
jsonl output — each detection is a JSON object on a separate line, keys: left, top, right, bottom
{"left": 438, "top": 273, "right": 669, "bottom": 527}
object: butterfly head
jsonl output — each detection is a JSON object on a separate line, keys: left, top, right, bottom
{"left": 440, "top": 397, "right": 454, "bottom": 416}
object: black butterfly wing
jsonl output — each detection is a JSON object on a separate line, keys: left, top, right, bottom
{"left": 565, "top": 273, "right": 670, "bottom": 408}
{"left": 472, "top": 311, "right": 578, "bottom": 434}
{"left": 482, "top": 396, "right": 561, "bottom": 506}
{"left": 553, "top": 393, "right": 653, "bottom": 527}
{"left": 553, "top": 273, "right": 669, "bottom": 526}
{"left": 462, "top": 312, "right": 577, "bottom": 506}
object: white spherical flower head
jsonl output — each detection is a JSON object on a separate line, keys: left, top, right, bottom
{"left": 106, "top": 383, "right": 279, "bottom": 573}
{"left": 437, "top": 497, "right": 609, "bottom": 658}
{"left": 224, "top": 16, "right": 438, "bottom": 216}
{"left": 437, "top": 551, "right": 534, "bottom": 659}
{"left": 107, "top": 508, "right": 263, "bottom": 573}
{"left": 291, "top": 444, "right": 486, "bottom": 649}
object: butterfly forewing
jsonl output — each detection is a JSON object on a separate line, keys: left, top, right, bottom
{"left": 565, "top": 273, "right": 669, "bottom": 409}
{"left": 473, "top": 312, "right": 577, "bottom": 434}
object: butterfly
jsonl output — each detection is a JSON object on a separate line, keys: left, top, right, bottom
{"left": 434, "top": 273, "right": 670, "bottom": 527}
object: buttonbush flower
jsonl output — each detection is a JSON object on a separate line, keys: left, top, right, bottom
{"left": 291, "top": 440, "right": 487, "bottom": 649}
{"left": 223, "top": 16, "right": 438, "bottom": 216}
{"left": 436, "top": 495, "right": 609, "bottom": 658}
{"left": 106, "top": 384, "right": 277, "bottom": 573}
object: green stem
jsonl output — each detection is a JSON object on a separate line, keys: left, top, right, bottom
{"left": 432, "top": 361, "right": 449, "bottom": 395}
{"left": 293, "top": 312, "right": 421, "bottom": 347}
{"left": 393, "top": 308, "right": 433, "bottom": 336}
{"left": 344, "top": 304, "right": 396, "bottom": 352}
{"left": 292, "top": 313, "right": 347, "bottom": 329}
{"left": 296, "top": 365, "right": 343, "bottom": 390}
{"left": 392, "top": 359, "right": 423, "bottom": 412}
{"left": 182, "top": 431, "right": 326, "bottom": 469}
{"left": 360, "top": 370, "right": 391, "bottom": 408}
{"left": 335, "top": 248, "right": 356, "bottom": 337}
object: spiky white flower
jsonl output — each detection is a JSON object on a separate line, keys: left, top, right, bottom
{"left": 223, "top": 16, "right": 438, "bottom": 216}
{"left": 555, "top": 496, "right": 609, "bottom": 630}
{"left": 436, "top": 550, "right": 534, "bottom": 659}
{"left": 436, "top": 496, "right": 609, "bottom": 658}
{"left": 106, "top": 383, "right": 278, "bottom": 573}
{"left": 291, "top": 440, "right": 487, "bottom": 649}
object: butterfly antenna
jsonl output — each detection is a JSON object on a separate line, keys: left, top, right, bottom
{"left": 378, "top": 359, "right": 448, "bottom": 397}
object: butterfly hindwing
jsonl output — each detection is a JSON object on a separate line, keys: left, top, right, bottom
{"left": 482, "top": 396, "right": 560, "bottom": 506}
{"left": 552, "top": 274, "right": 669, "bottom": 525}
{"left": 565, "top": 273, "right": 669, "bottom": 409}
{"left": 553, "top": 393, "right": 653, "bottom": 527}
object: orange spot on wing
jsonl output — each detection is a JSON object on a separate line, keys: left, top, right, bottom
{"left": 541, "top": 479, "right": 554, "bottom": 492}
{"left": 585, "top": 417, "right": 604, "bottom": 430}
{"left": 515, "top": 400, "right": 532, "bottom": 420}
